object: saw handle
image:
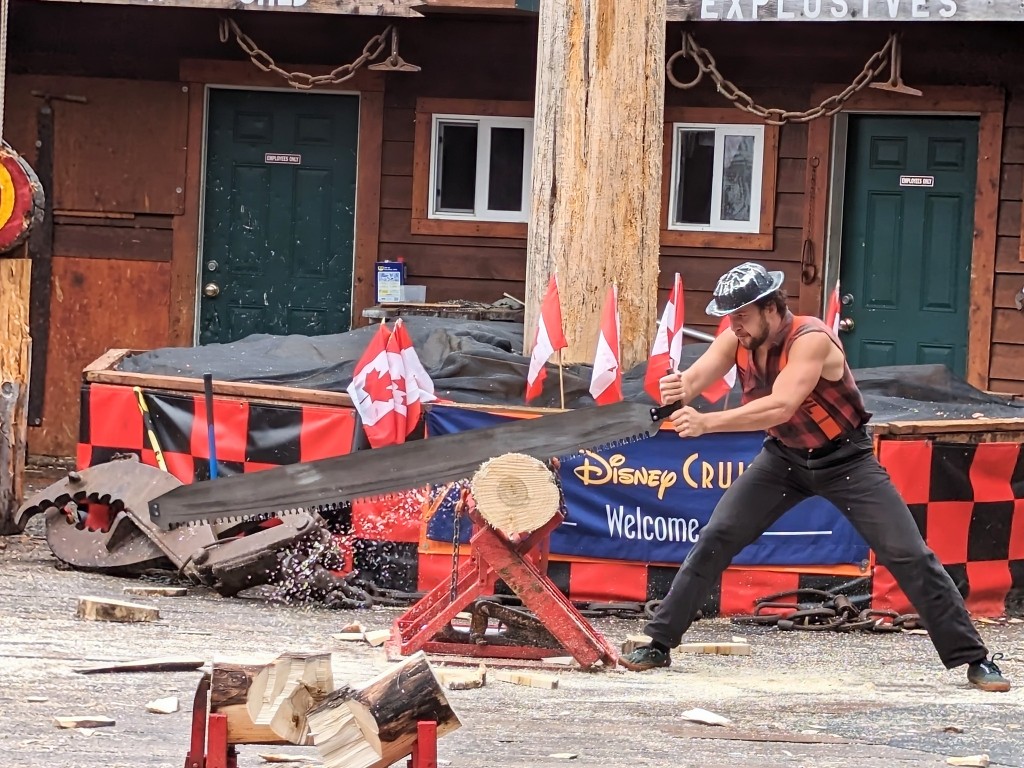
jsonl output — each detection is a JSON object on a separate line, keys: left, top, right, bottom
{"left": 650, "top": 401, "right": 682, "bottom": 423}
{"left": 650, "top": 367, "right": 683, "bottom": 423}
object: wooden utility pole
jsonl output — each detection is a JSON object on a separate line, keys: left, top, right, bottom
{"left": 525, "top": 0, "right": 667, "bottom": 368}
{"left": 0, "top": 236, "right": 33, "bottom": 534}
{"left": 0, "top": 0, "right": 45, "bottom": 533}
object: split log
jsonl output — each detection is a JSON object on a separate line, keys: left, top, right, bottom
{"left": 307, "top": 652, "right": 460, "bottom": 768}
{"left": 471, "top": 453, "right": 560, "bottom": 535}
{"left": 76, "top": 596, "right": 159, "bottom": 623}
{"left": 247, "top": 652, "right": 334, "bottom": 745}
{"left": 211, "top": 661, "right": 286, "bottom": 745}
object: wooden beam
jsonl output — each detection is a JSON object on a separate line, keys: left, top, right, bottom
{"left": 353, "top": 91, "right": 385, "bottom": 327}
{"left": 83, "top": 364, "right": 357, "bottom": 410}
{"left": 36, "top": 0, "right": 424, "bottom": 16}
{"left": 168, "top": 82, "right": 205, "bottom": 347}
{"left": 871, "top": 418, "right": 1024, "bottom": 436}
{"left": 525, "top": 0, "right": 667, "bottom": 369}
{"left": 968, "top": 104, "right": 1004, "bottom": 391}
{"left": 800, "top": 113, "right": 831, "bottom": 317}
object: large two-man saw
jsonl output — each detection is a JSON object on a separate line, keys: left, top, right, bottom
{"left": 148, "top": 401, "right": 676, "bottom": 530}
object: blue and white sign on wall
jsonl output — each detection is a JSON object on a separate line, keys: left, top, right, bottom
{"left": 426, "top": 405, "right": 869, "bottom": 567}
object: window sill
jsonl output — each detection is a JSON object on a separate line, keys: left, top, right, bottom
{"left": 660, "top": 229, "right": 774, "bottom": 251}
{"left": 411, "top": 216, "right": 527, "bottom": 239}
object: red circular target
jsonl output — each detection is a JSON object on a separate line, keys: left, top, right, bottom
{"left": 0, "top": 143, "right": 44, "bottom": 254}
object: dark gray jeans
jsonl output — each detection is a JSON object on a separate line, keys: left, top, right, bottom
{"left": 644, "top": 428, "right": 988, "bottom": 669}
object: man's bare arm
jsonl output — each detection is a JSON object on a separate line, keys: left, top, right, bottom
{"left": 668, "top": 330, "right": 740, "bottom": 405}
{"left": 699, "top": 332, "right": 830, "bottom": 433}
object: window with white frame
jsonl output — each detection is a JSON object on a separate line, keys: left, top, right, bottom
{"left": 429, "top": 114, "right": 533, "bottom": 223}
{"left": 668, "top": 123, "right": 765, "bottom": 234}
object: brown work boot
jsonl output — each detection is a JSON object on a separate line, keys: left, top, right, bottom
{"left": 967, "top": 654, "right": 1011, "bottom": 692}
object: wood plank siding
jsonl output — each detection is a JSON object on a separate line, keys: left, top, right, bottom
{"left": 5, "top": 2, "right": 1024, "bottom": 455}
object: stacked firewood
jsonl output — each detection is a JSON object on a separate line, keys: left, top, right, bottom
{"left": 211, "top": 651, "right": 460, "bottom": 768}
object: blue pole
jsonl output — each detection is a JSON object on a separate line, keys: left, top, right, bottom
{"left": 203, "top": 373, "right": 218, "bottom": 480}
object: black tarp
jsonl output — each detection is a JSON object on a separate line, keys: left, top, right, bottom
{"left": 118, "top": 316, "right": 1024, "bottom": 424}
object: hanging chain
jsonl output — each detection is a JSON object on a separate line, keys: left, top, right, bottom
{"left": 218, "top": 17, "right": 392, "bottom": 90}
{"left": 667, "top": 31, "right": 896, "bottom": 125}
{"left": 449, "top": 486, "right": 466, "bottom": 604}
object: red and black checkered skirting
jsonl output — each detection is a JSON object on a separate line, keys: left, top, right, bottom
{"left": 873, "top": 439, "right": 1024, "bottom": 617}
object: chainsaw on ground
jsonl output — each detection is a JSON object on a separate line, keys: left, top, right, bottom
{"left": 148, "top": 400, "right": 676, "bottom": 530}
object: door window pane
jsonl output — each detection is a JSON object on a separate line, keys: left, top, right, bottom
{"left": 487, "top": 127, "right": 526, "bottom": 212}
{"left": 674, "top": 129, "right": 715, "bottom": 226}
{"left": 721, "top": 134, "right": 754, "bottom": 222}
{"left": 436, "top": 122, "right": 477, "bottom": 213}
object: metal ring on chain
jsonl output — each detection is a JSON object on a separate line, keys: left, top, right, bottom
{"left": 665, "top": 48, "right": 703, "bottom": 90}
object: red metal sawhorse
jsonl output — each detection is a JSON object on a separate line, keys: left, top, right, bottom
{"left": 387, "top": 501, "right": 619, "bottom": 669}
{"left": 183, "top": 675, "right": 439, "bottom": 768}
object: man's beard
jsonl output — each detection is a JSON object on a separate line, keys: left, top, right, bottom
{"left": 740, "top": 323, "right": 770, "bottom": 351}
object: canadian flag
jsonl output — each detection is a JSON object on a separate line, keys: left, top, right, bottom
{"left": 700, "top": 317, "right": 738, "bottom": 404}
{"left": 346, "top": 322, "right": 400, "bottom": 448}
{"left": 644, "top": 273, "right": 685, "bottom": 402}
{"left": 590, "top": 285, "right": 623, "bottom": 405}
{"left": 384, "top": 327, "right": 410, "bottom": 442}
{"left": 825, "top": 281, "right": 842, "bottom": 334}
{"left": 391, "top": 318, "right": 436, "bottom": 435}
{"left": 525, "top": 275, "right": 568, "bottom": 402}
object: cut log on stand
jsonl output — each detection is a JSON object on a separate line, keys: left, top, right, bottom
{"left": 471, "top": 453, "right": 560, "bottom": 535}
{"left": 247, "top": 652, "right": 334, "bottom": 745}
{"left": 306, "top": 652, "right": 460, "bottom": 768}
{"left": 211, "top": 660, "right": 285, "bottom": 746}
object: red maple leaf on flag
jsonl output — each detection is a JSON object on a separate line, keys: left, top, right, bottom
{"left": 362, "top": 367, "right": 393, "bottom": 405}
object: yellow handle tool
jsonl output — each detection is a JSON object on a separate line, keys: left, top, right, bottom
{"left": 133, "top": 386, "right": 168, "bottom": 473}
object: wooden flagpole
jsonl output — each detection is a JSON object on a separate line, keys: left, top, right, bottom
{"left": 557, "top": 350, "right": 565, "bottom": 410}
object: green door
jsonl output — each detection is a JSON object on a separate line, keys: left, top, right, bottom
{"left": 198, "top": 88, "right": 359, "bottom": 345}
{"left": 839, "top": 116, "right": 978, "bottom": 376}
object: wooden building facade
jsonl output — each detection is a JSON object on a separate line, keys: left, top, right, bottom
{"left": 5, "top": 0, "right": 1024, "bottom": 457}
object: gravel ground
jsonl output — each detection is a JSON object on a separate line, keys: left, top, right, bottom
{"left": 2, "top": 467, "right": 1022, "bottom": 768}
